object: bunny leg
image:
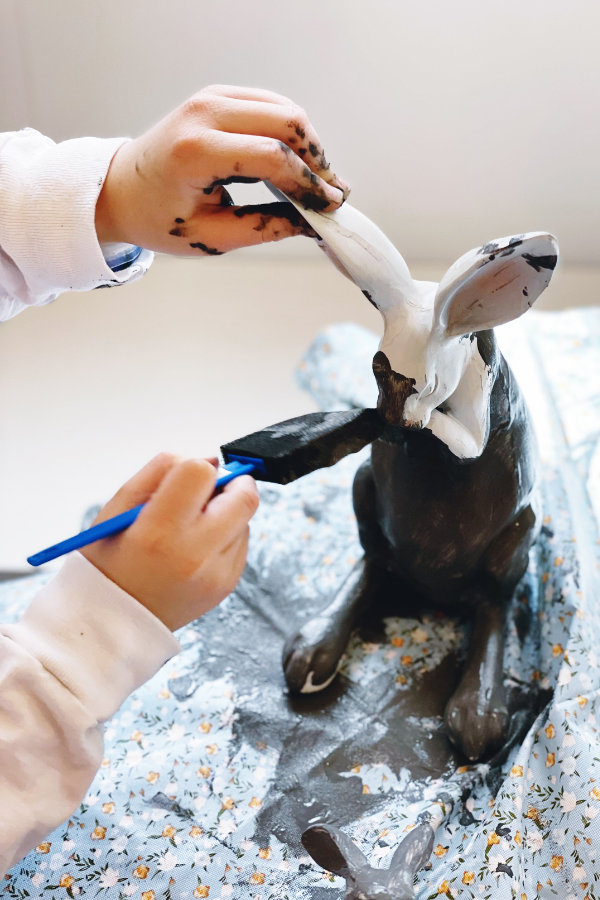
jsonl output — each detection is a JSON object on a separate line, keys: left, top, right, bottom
{"left": 283, "top": 458, "right": 386, "bottom": 694}
{"left": 283, "top": 557, "right": 382, "bottom": 693}
{"left": 444, "top": 504, "right": 538, "bottom": 761}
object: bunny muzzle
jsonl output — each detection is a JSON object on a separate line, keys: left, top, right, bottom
{"left": 372, "top": 351, "right": 420, "bottom": 428}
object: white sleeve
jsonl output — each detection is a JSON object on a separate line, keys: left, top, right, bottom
{"left": 0, "top": 553, "right": 180, "bottom": 875}
{"left": 0, "top": 129, "right": 153, "bottom": 322}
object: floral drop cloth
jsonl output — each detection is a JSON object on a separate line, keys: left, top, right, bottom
{"left": 4, "top": 309, "right": 600, "bottom": 900}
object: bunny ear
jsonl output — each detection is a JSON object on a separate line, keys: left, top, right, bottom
{"left": 266, "top": 182, "right": 418, "bottom": 312}
{"left": 434, "top": 232, "right": 558, "bottom": 337}
{"left": 301, "top": 825, "right": 369, "bottom": 878}
{"left": 386, "top": 823, "right": 435, "bottom": 895}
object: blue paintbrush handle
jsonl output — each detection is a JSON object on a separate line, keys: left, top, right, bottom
{"left": 27, "top": 461, "right": 256, "bottom": 567}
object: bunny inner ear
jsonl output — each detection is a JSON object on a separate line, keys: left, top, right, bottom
{"left": 386, "top": 824, "right": 434, "bottom": 893}
{"left": 302, "top": 825, "right": 368, "bottom": 877}
{"left": 434, "top": 232, "right": 558, "bottom": 337}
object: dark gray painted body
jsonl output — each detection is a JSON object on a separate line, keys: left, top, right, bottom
{"left": 284, "top": 331, "right": 541, "bottom": 761}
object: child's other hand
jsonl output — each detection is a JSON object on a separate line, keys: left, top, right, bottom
{"left": 81, "top": 453, "right": 259, "bottom": 631}
{"left": 95, "top": 85, "right": 350, "bottom": 255}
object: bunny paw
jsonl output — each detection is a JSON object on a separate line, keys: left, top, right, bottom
{"left": 445, "top": 688, "right": 509, "bottom": 762}
{"left": 283, "top": 616, "right": 347, "bottom": 694}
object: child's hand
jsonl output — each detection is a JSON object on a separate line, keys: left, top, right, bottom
{"left": 95, "top": 84, "right": 350, "bottom": 256}
{"left": 80, "top": 453, "right": 259, "bottom": 631}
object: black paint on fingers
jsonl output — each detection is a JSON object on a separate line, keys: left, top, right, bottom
{"left": 233, "top": 201, "right": 314, "bottom": 233}
{"left": 205, "top": 176, "right": 262, "bottom": 193}
{"left": 189, "top": 241, "right": 224, "bottom": 255}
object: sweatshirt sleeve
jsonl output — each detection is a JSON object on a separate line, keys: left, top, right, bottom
{"left": 0, "top": 129, "right": 153, "bottom": 322}
{"left": 0, "top": 553, "right": 180, "bottom": 876}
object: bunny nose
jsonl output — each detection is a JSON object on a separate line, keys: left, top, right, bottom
{"left": 372, "top": 351, "right": 417, "bottom": 426}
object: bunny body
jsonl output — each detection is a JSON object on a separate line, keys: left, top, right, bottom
{"left": 280, "top": 198, "right": 557, "bottom": 760}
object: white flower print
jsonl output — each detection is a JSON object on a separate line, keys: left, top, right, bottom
{"left": 560, "top": 791, "right": 577, "bottom": 812}
{"left": 572, "top": 866, "right": 586, "bottom": 882}
{"left": 158, "top": 850, "right": 178, "bottom": 871}
{"left": 526, "top": 832, "right": 543, "bottom": 852}
{"left": 99, "top": 868, "right": 120, "bottom": 888}
{"left": 488, "top": 853, "right": 506, "bottom": 872}
{"left": 558, "top": 666, "right": 572, "bottom": 686}
{"left": 563, "top": 734, "right": 576, "bottom": 747}
{"left": 560, "top": 756, "right": 577, "bottom": 775}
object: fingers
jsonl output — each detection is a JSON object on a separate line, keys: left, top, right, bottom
{"left": 143, "top": 458, "right": 217, "bottom": 528}
{"left": 208, "top": 98, "right": 350, "bottom": 197}
{"left": 93, "top": 452, "right": 180, "bottom": 523}
{"left": 181, "top": 201, "right": 316, "bottom": 253}
{"left": 200, "top": 84, "right": 296, "bottom": 107}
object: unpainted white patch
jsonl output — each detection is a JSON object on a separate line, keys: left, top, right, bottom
{"left": 301, "top": 660, "right": 342, "bottom": 694}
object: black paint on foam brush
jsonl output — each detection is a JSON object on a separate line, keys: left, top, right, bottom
{"left": 221, "top": 408, "right": 384, "bottom": 485}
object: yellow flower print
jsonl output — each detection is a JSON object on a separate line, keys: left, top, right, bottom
{"left": 197, "top": 766, "right": 211, "bottom": 778}
{"left": 438, "top": 881, "right": 450, "bottom": 894}
{"left": 433, "top": 845, "right": 448, "bottom": 857}
{"left": 36, "top": 842, "right": 51, "bottom": 854}
{"left": 250, "top": 873, "right": 265, "bottom": 885}
{"left": 511, "top": 765, "right": 523, "bottom": 777}
{"left": 206, "top": 744, "right": 218, "bottom": 755}
{"left": 222, "top": 797, "right": 235, "bottom": 810}
{"left": 487, "top": 832, "right": 500, "bottom": 846}
{"left": 141, "top": 891, "right": 155, "bottom": 900}
{"left": 392, "top": 636, "right": 404, "bottom": 647}
{"left": 546, "top": 753, "right": 555, "bottom": 767}
{"left": 249, "top": 797, "right": 263, "bottom": 809}
{"left": 396, "top": 675, "right": 408, "bottom": 685}
{"left": 102, "top": 802, "right": 115, "bottom": 814}
{"left": 545, "top": 723, "right": 556, "bottom": 739}
{"left": 189, "top": 826, "right": 203, "bottom": 838}
{"left": 552, "top": 644, "right": 564, "bottom": 658}
{"left": 59, "top": 875, "right": 75, "bottom": 888}
{"left": 130, "top": 730, "right": 144, "bottom": 743}
{"left": 550, "top": 855, "right": 563, "bottom": 871}
{"left": 462, "top": 872, "right": 475, "bottom": 885}
{"left": 200, "top": 721, "right": 212, "bottom": 734}
{"left": 91, "top": 826, "right": 106, "bottom": 840}
{"left": 258, "top": 848, "right": 272, "bottom": 860}
{"left": 515, "top": 830, "right": 522, "bottom": 845}
{"left": 400, "top": 655, "right": 412, "bottom": 666}
{"left": 133, "top": 865, "right": 149, "bottom": 879}
{"left": 146, "top": 772, "right": 160, "bottom": 784}
{"left": 163, "top": 825, "right": 176, "bottom": 838}
{"left": 194, "top": 887, "right": 210, "bottom": 898}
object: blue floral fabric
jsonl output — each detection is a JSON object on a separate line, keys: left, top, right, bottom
{"left": 3, "top": 309, "right": 600, "bottom": 900}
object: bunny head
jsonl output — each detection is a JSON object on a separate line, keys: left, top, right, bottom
{"left": 301, "top": 822, "right": 434, "bottom": 900}
{"left": 282, "top": 195, "right": 558, "bottom": 459}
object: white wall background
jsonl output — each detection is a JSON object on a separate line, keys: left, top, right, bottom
{"left": 0, "top": 0, "right": 599, "bottom": 572}
{"left": 1, "top": 0, "right": 599, "bottom": 265}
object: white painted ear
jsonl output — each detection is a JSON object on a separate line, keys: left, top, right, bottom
{"left": 434, "top": 232, "right": 558, "bottom": 337}
{"left": 266, "top": 182, "right": 418, "bottom": 312}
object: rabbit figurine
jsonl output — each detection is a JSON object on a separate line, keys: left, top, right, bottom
{"left": 278, "top": 195, "right": 558, "bottom": 761}
{"left": 301, "top": 821, "right": 434, "bottom": 900}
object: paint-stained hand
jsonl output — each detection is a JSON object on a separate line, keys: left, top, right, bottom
{"left": 80, "top": 453, "right": 259, "bottom": 631}
{"left": 95, "top": 85, "right": 350, "bottom": 256}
